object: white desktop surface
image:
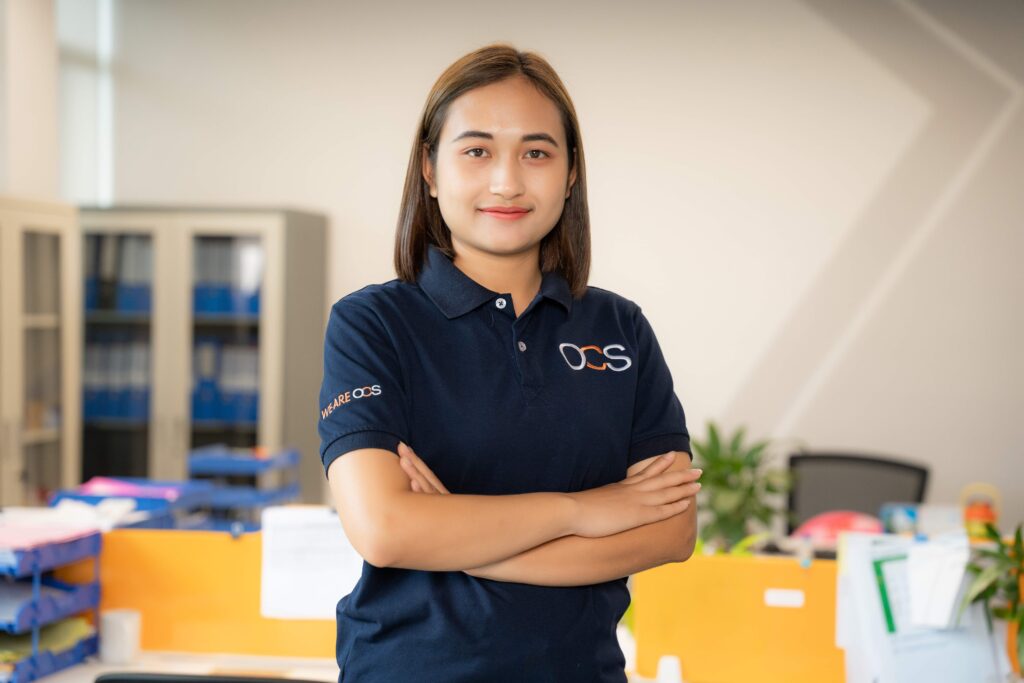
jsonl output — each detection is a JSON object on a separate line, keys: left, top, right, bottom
{"left": 43, "top": 652, "right": 340, "bottom": 683}
{"left": 43, "top": 651, "right": 657, "bottom": 683}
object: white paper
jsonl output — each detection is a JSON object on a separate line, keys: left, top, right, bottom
{"left": 260, "top": 505, "right": 364, "bottom": 620}
{"left": 907, "top": 533, "right": 969, "bottom": 628}
{"left": 836, "top": 532, "right": 1002, "bottom": 683}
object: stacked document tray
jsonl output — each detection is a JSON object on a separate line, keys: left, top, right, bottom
{"left": 189, "top": 445, "right": 301, "bottom": 532}
{"left": 0, "top": 531, "right": 101, "bottom": 683}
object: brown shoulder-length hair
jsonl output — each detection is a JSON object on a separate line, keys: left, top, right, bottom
{"left": 393, "top": 44, "right": 590, "bottom": 298}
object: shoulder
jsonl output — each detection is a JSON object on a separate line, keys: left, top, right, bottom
{"left": 330, "top": 278, "right": 422, "bottom": 322}
{"left": 327, "top": 278, "right": 423, "bottom": 343}
{"left": 577, "top": 285, "right": 643, "bottom": 323}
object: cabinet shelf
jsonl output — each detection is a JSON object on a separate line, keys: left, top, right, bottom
{"left": 21, "top": 429, "right": 60, "bottom": 446}
{"left": 22, "top": 314, "right": 59, "bottom": 330}
{"left": 84, "top": 312, "right": 151, "bottom": 325}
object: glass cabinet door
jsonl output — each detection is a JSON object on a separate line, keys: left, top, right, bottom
{"left": 81, "top": 232, "right": 153, "bottom": 478}
{"left": 22, "top": 231, "right": 64, "bottom": 504}
{"left": 191, "top": 235, "right": 263, "bottom": 450}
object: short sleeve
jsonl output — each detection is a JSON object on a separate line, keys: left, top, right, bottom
{"left": 318, "top": 298, "right": 410, "bottom": 476}
{"left": 627, "top": 307, "right": 691, "bottom": 467}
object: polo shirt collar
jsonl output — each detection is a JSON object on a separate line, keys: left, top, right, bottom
{"left": 418, "top": 243, "right": 572, "bottom": 319}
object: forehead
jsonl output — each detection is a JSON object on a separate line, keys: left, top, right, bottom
{"left": 442, "top": 77, "right": 565, "bottom": 145}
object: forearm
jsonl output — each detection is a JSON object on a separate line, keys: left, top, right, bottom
{"left": 378, "top": 490, "right": 576, "bottom": 572}
{"left": 465, "top": 506, "right": 697, "bottom": 587}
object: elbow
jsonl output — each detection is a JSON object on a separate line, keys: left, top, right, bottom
{"left": 359, "top": 514, "right": 401, "bottom": 568}
{"left": 363, "top": 538, "right": 396, "bottom": 569}
{"left": 670, "top": 510, "right": 698, "bottom": 563}
{"left": 344, "top": 508, "right": 400, "bottom": 569}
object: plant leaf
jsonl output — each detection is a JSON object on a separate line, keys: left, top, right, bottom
{"left": 959, "top": 564, "right": 1003, "bottom": 619}
{"left": 992, "top": 606, "right": 1012, "bottom": 620}
{"left": 984, "top": 523, "right": 1006, "bottom": 552}
{"left": 728, "top": 426, "right": 746, "bottom": 455}
{"left": 742, "top": 441, "right": 768, "bottom": 468}
{"left": 708, "top": 422, "right": 721, "bottom": 459}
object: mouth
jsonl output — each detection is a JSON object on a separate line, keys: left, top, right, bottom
{"left": 478, "top": 207, "right": 531, "bottom": 221}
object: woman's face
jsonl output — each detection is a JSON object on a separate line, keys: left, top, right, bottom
{"left": 423, "top": 76, "right": 577, "bottom": 261}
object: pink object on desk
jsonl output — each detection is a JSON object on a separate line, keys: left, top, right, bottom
{"left": 792, "top": 510, "right": 883, "bottom": 546}
{"left": 76, "top": 477, "right": 182, "bottom": 501}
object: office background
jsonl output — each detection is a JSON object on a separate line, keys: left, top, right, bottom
{"left": 9, "top": 0, "right": 1023, "bottom": 522}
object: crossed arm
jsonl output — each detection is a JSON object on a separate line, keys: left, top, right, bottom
{"left": 391, "top": 443, "right": 699, "bottom": 586}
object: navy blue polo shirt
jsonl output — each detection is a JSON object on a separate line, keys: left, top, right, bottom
{"left": 318, "top": 243, "right": 690, "bottom": 682}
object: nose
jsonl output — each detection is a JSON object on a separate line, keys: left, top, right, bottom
{"left": 489, "top": 154, "right": 525, "bottom": 199}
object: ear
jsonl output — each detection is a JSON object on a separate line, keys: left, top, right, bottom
{"left": 565, "top": 150, "right": 578, "bottom": 199}
{"left": 421, "top": 144, "right": 438, "bottom": 198}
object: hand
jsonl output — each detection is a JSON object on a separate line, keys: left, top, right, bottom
{"left": 568, "top": 453, "right": 701, "bottom": 538}
{"left": 397, "top": 442, "right": 450, "bottom": 495}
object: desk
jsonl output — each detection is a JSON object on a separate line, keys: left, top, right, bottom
{"left": 43, "top": 652, "right": 338, "bottom": 683}
{"left": 632, "top": 553, "right": 844, "bottom": 683}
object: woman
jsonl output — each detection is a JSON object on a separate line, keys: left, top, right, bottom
{"left": 319, "top": 44, "right": 701, "bottom": 682}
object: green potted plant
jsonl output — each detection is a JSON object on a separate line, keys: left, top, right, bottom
{"left": 960, "top": 522, "right": 1023, "bottom": 678}
{"left": 690, "top": 422, "right": 791, "bottom": 552}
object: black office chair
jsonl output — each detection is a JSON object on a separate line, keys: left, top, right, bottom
{"left": 786, "top": 452, "right": 929, "bottom": 534}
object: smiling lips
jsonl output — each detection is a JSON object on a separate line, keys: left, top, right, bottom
{"left": 479, "top": 206, "right": 531, "bottom": 220}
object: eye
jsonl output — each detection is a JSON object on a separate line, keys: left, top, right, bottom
{"left": 465, "top": 148, "right": 487, "bottom": 158}
{"left": 525, "top": 149, "right": 550, "bottom": 159}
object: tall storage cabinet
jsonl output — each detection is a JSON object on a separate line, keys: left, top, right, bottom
{"left": 79, "top": 207, "right": 326, "bottom": 502}
{"left": 0, "top": 196, "right": 82, "bottom": 506}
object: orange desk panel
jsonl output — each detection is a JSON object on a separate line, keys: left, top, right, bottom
{"left": 58, "top": 529, "right": 335, "bottom": 658}
{"left": 633, "top": 553, "right": 844, "bottom": 683}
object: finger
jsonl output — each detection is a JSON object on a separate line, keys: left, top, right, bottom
{"left": 659, "top": 498, "right": 692, "bottom": 519}
{"left": 400, "top": 455, "right": 436, "bottom": 494}
{"left": 648, "top": 481, "right": 701, "bottom": 505}
{"left": 626, "top": 454, "right": 675, "bottom": 481}
{"left": 636, "top": 469, "right": 700, "bottom": 491}
{"left": 400, "top": 442, "right": 450, "bottom": 494}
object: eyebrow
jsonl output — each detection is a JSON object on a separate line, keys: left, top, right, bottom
{"left": 451, "top": 130, "right": 560, "bottom": 148}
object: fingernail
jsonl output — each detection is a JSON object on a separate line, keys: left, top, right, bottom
{"left": 662, "top": 453, "right": 675, "bottom": 460}
{"left": 695, "top": 483, "right": 702, "bottom": 489}
{"left": 694, "top": 469, "right": 703, "bottom": 475}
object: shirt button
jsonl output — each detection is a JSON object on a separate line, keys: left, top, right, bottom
{"left": 495, "top": 298, "right": 507, "bottom": 310}
{"left": 518, "top": 341, "right": 527, "bottom": 352}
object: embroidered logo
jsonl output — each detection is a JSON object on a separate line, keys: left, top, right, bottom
{"left": 558, "top": 343, "right": 632, "bottom": 372}
{"left": 321, "top": 384, "right": 382, "bottom": 419}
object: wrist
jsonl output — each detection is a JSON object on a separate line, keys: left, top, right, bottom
{"left": 559, "top": 492, "right": 579, "bottom": 537}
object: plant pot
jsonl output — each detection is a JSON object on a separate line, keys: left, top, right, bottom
{"left": 1010, "top": 618, "right": 1021, "bottom": 678}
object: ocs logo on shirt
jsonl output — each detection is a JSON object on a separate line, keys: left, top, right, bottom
{"left": 320, "top": 384, "right": 382, "bottom": 420}
{"left": 558, "top": 343, "right": 632, "bottom": 372}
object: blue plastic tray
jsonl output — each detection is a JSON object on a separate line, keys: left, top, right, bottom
{"left": 3, "top": 632, "right": 98, "bottom": 683}
{"left": 0, "top": 534, "right": 102, "bottom": 580}
{"left": 0, "top": 579, "right": 100, "bottom": 634}
{"left": 189, "top": 446, "right": 299, "bottom": 477}
{"left": 206, "top": 482, "right": 301, "bottom": 510}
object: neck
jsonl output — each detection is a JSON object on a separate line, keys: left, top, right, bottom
{"left": 451, "top": 240, "right": 543, "bottom": 316}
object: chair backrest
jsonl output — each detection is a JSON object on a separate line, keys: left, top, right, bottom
{"left": 786, "top": 452, "right": 929, "bottom": 534}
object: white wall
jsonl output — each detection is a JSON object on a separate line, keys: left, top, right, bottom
{"left": 101, "top": 0, "right": 1023, "bottom": 524}
{"left": 0, "top": 0, "right": 58, "bottom": 199}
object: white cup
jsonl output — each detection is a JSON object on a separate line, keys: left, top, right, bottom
{"left": 99, "top": 609, "right": 141, "bottom": 664}
{"left": 656, "top": 654, "right": 684, "bottom": 683}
